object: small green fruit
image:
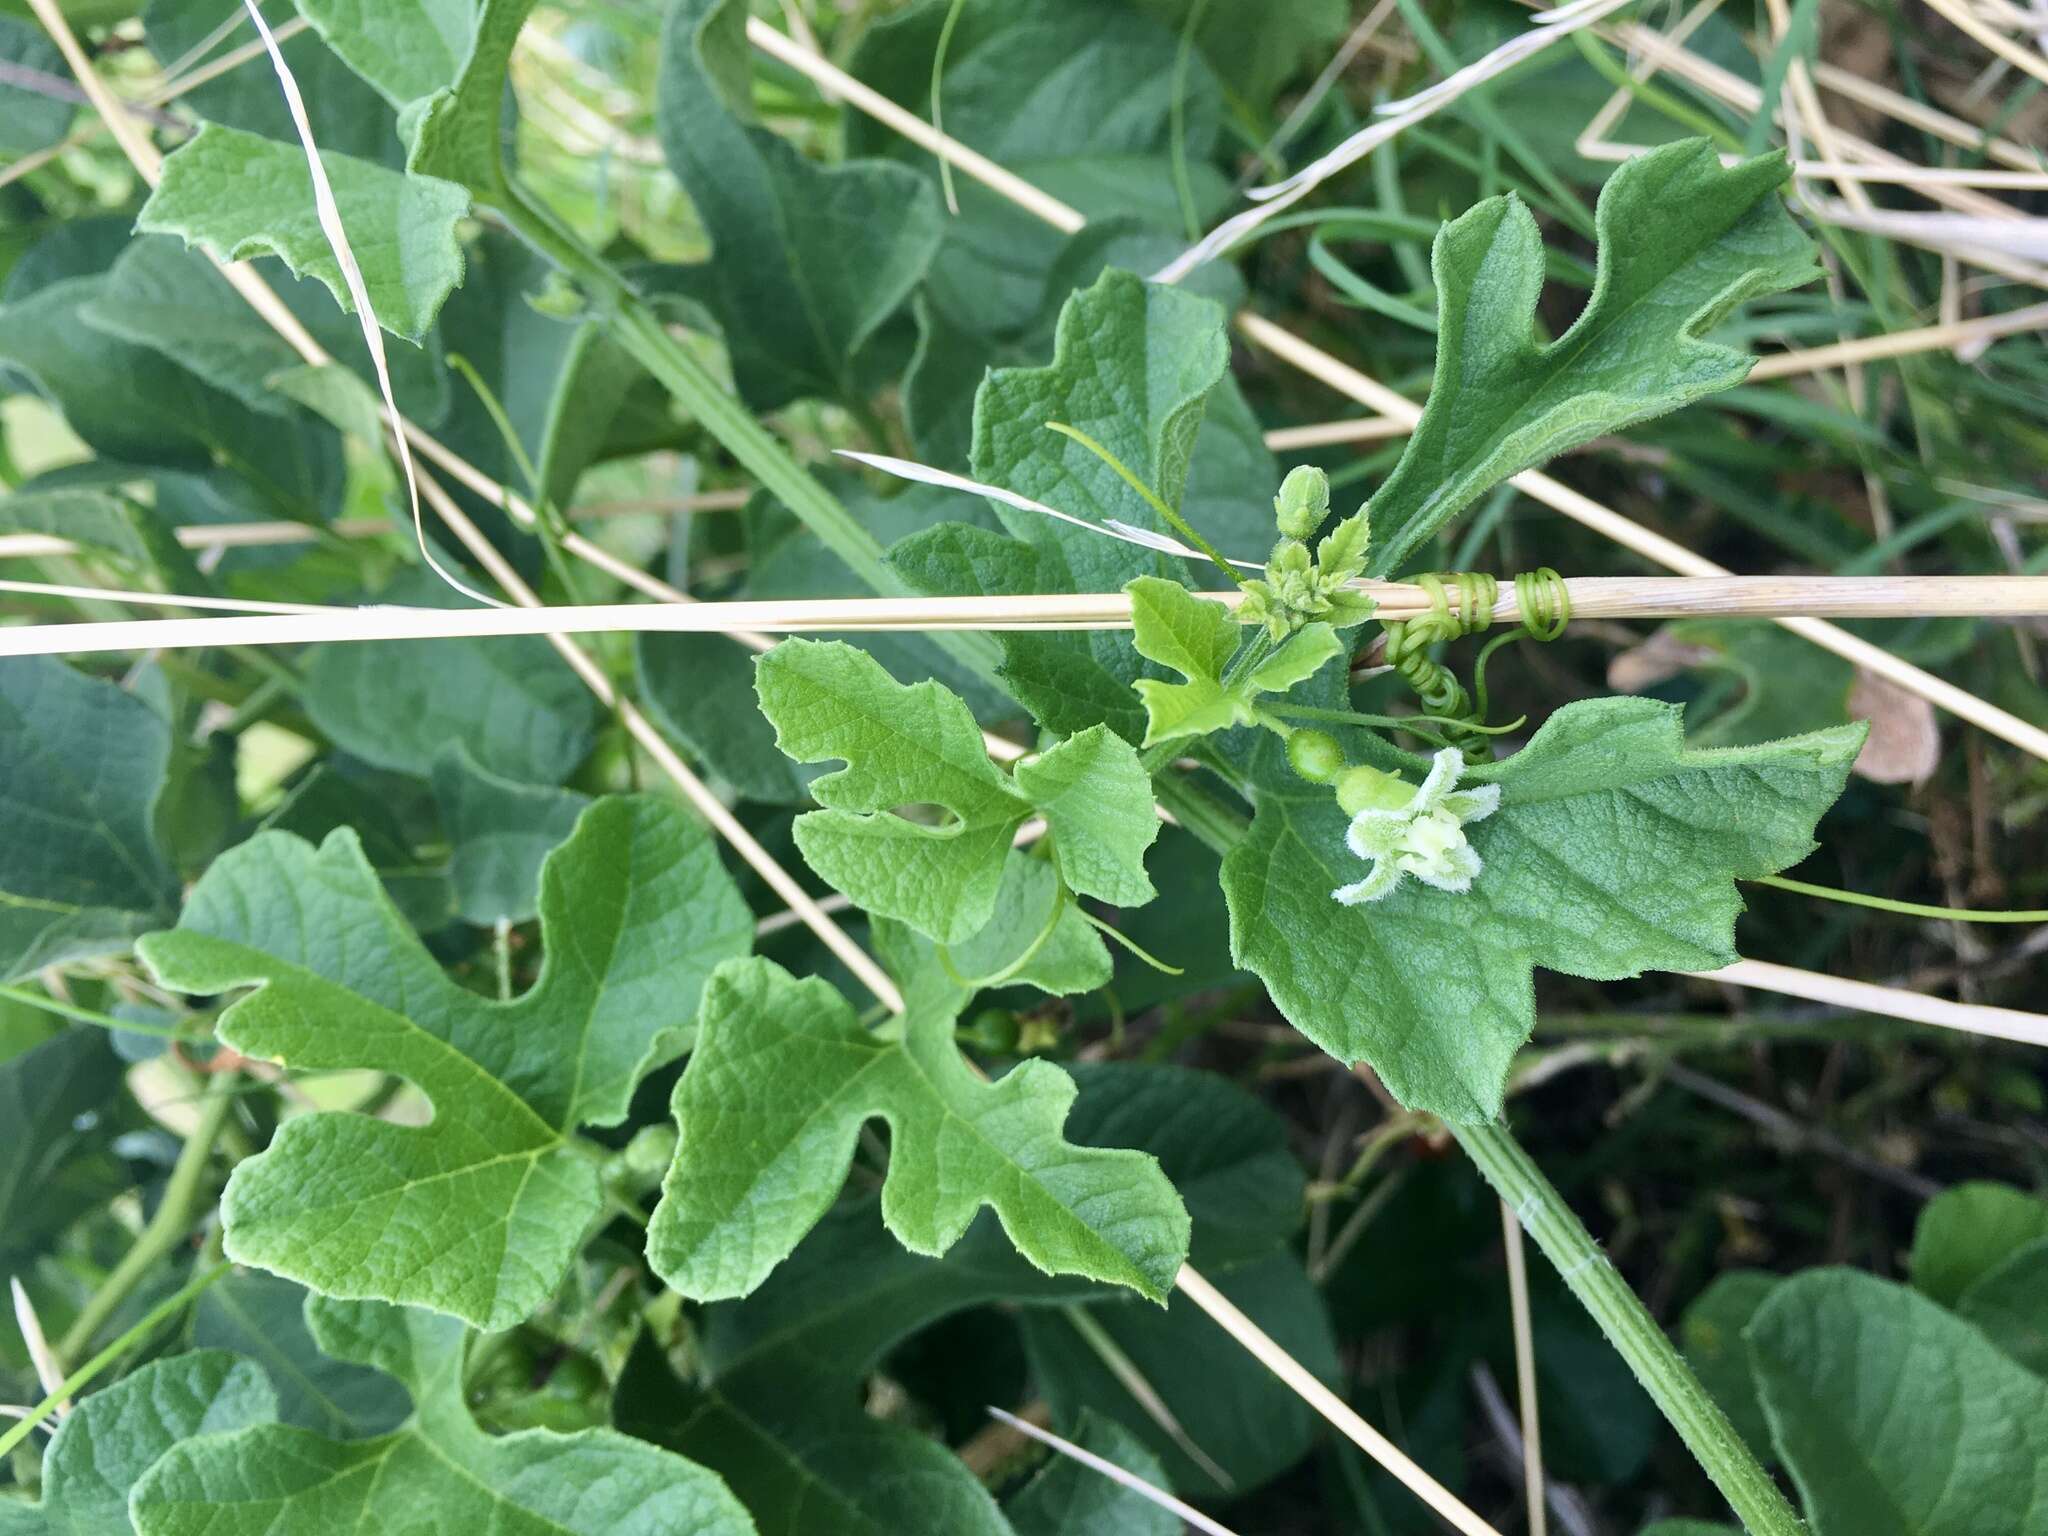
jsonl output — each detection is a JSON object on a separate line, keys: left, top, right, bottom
{"left": 1273, "top": 465, "right": 1330, "bottom": 540}
{"left": 1335, "top": 764, "right": 1416, "bottom": 817}
{"left": 1287, "top": 728, "right": 1346, "bottom": 783}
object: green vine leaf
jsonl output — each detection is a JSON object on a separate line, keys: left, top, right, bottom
{"left": 84, "top": 235, "right": 450, "bottom": 424}
{"left": 1365, "top": 139, "right": 1820, "bottom": 576}
{"left": 1013, "top": 730, "right": 1160, "bottom": 908}
{"left": 0, "top": 1351, "right": 275, "bottom": 1536}
{"left": 646, "top": 956, "right": 1190, "bottom": 1303}
{"left": 755, "top": 638, "right": 1159, "bottom": 942}
{"left": 1908, "top": 1181, "right": 2048, "bottom": 1307}
{"left": 0, "top": 489, "right": 194, "bottom": 586}
{"left": 0, "top": 1029, "right": 129, "bottom": 1265}
{"left": 1957, "top": 1240, "right": 2048, "bottom": 1378}
{"left": 138, "top": 796, "right": 753, "bottom": 1329}
{"left": 303, "top": 573, "right": 600, "bottom": 785}
{"left": 1747, "top": 1269, "right": 2048, "bottom": 1535}
{"left": 1125, "top": 576, "right": 1341, "bottom": 747}
{"left": 406, "top": 0, "right": 535, "bottom": 199}
{"left": 873, "top": 851, "right": 1114, "bottom": 1011}
{"left": 1005, "top": 1413, "right": 1180, "bottom": 1536}
{"left": 656, "top": 0, "right": 943, "bottom": 409}
{"left": 0, "top": 272, "right": 336, "bottom": 506}
{"left": 1223, "top": 698, "right": 1863, "bottom": 1120}
{"left": 138, "top": 122, "right": 471, "bottom": 342}
{"left": 292, "top": 0, "right": 476, "bottom": 108}
{"left": 430, "top": 744, "right": 592, "bottom": 927}
{"left": 193, "top": 1272, "right": 411, "bottom": 1438}
{"left": 131, "top": 1297, "right": 754, "bottom": 1536}
{"left": 895, "top": 267, "right": 1242, "bottom": 741}
{"left": 0, "top": 659, "right": 179, "bottom": 983}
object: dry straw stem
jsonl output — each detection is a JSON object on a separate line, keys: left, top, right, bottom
{"left": 0, "top": 13, "right": 313, "bottom": 191}
{"left": 0, "top": 496, "right": 748, "bottom": 562}
{"left": 1607, "top": 19, "right": 2048, "bottom": 224}
{"left": 1588, "top": 9, "right": 2048, "bottom": 289}
{"left": 1917, "top": 0, "right": 2048, "bottom": 88}
{"left": 747, "top": 18, "right": 2048, "bottom": 766}
{"left": 1500, "top": 1201, "right": 1548, "bottom": 1536}
{"left": 1806, "top": 60, "right": 2042, "bottom": 173}
{"left": 24, "top": 0, "right": 904, "bottom": 1009}
{"left": 1696, "top": 959, "right": 2048, "bottom": 1048}
{"left": 1173, "top": 1265, "right": 1506, "bottom": 1536}
{"left": 1236, "top": 312, "right": 2048, "bottom": 765}
{"left": 984, "top": 1408, "right": 1245, "bottom": 1536}
{"left": 13, "top": 577, "right": 2047, "bottom": 657}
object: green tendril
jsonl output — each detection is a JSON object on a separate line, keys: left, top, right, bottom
{"left": 1379, "top": 567, "right": 1570, "bottom": 757}
{"left": 1755, "top": 874, "right": 2048, "bottom": 924}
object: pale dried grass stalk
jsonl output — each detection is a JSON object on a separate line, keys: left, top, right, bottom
{"left": 1501, "top": 1203, "right": 1548, "bottom": 1536}
{"left": 742, "top": 16, "right": 2048, "bottom": 766}
{"left": 1172, "top": 1265, "right": 1508, "bottom": 1536}
{"left": 238, "top": 0, "right": 502, "bottom": 609}
{"left": 1150, "top": 0, "right": 1635, "bottom": 283}
{"left": 984, "top": 1407, "right": 1244, "bottom": 1536}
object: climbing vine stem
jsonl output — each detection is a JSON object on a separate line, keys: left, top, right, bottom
{"left": 1455, "top": 1120, "right": 1809, "bottom": 1536}
{"left": 58, "top": 1068, "right": 238, "bottom": 1359}
{"left": 1156, "top": 765, "right": 1805, "bottom": 1534}
{"left": 491, "top": 183, "right": 1008, "bottom": 690}
{"left": 0, "top": 1261, "right": 231, "bottom": 1460}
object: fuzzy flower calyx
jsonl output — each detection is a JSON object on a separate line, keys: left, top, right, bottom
{"left": 1331, "top": 748, "right": 1500, "bottom": 906}
{"left": 1237, "top": 467, "right": 1376, "bottom": 640}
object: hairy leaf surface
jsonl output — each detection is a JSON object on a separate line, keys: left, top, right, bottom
{"left": 1224, "top": 698, "right": 1862, "bottom": 1119}
{"left": 1748, "top": 1269, "right": 2048, "bottom": 1535}
{"left": 140, "top": 124, "right": 469, "bottom": 342}
{"left": 1365, "top": 140, "right": 1819, "bottom": 575}
{"left": 132, "top": 1297, "right": 753, "bottom": 1536}
{"left": 756, "top": 639, "right": 1158, "bottom": 942}
{"left": 0, "top": 1353, "right": 274, "bottom": 1536}
{"left": 139, "top": 797, "right": 751, "bottom": 1328}
{"left": 647, "top": 956, "right": 1189, "bottom": 1302}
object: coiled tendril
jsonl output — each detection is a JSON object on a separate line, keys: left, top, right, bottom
{"left": 1380, "top": 567, "right": 1571, "bottom": 758}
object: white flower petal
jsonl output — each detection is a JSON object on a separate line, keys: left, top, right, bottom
{"left": 1333, "top": 859, "right": 1402, "bottom": 905}
{"left": 1409, "top": 748, "right": 1464, "bottom": 814}
{"left": 1444, "top": 782, "right": 1501, "bottom": 823}
{"left": 1345, "top": 807, "right": 1409, "bottom": 858}
{"left": 1406, "top": 841, "right": 1483, "bottom": 893}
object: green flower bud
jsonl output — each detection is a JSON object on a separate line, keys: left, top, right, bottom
{"left": 1286, "top": 727, "right": 1346, "bottom": 784}
{"left": 1273, "top": 465, "right": 1330, "bottom": 540}
{"left": 1335, "top": 764, "right": 1416, "bottom": 817}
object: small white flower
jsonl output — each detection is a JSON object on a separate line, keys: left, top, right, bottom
{"left": 1332, "top": 748, "right": 1501, "bottom": 906}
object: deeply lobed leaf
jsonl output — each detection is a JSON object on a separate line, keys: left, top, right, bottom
{"left": 139, "top": 123, "right": 470, "bottom": 342}
{"left": 132, "top": 1297, "right": 754, "bottom": 1536}
{"left": 647, "top": 956, "right": 1190, "bottom": 1303}
{"left": 1365, "top": 139, "right": 1820, "bottom": 575}
{"left": 139, "top": 796, "right": 752, "bottom": 1328}
{"left": 1224, "top": 698, "right": 1863, "bottom": 1120}
{"left": 755, "top": 638, "right": 1158, "bottom": 942}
